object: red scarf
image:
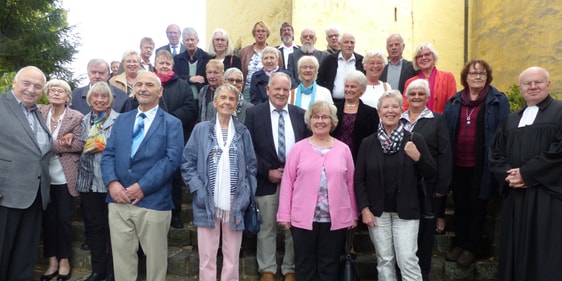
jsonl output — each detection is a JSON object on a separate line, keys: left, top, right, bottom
{"left": 155, "top": 71, "right": 175, "bottom": 86}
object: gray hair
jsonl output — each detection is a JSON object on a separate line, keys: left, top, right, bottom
{"left": 377, "top": 90, "right": 403, "bottom": 109}
{"left": 344, "top": 70, "right": 368, "bottom": 92}
{"left": 363, "top": 48, "right": 388, "bottom": 66}
{"left": 405, "top": 79, "right": 431, "bottom": 98}
{"left": 182, "top": 27, "right": 199, "bottom": 40}
{"left": 208, "top": 28, "right": 233, "bottom": 56}
{"left": 304, "top": 100, "right": 339, "bottom": 132}
{"left": 297, "top": 56, "right": 319, "bottom": 81}
{"left": 412, "top": 43, "right": 439, "bottom": 70}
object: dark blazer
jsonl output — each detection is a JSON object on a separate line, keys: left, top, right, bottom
{"left": 156, "top": 44, "right": 186, "bottom": 56}
{"left": 173, "top": 48, "right": 212, "bottom": 91}
{"left": 354, "top": 131, "right": 437, "bottom": 219}
{"left": 0, "top": 92, "right": 52, "bottom": 210}
{"left": 101, "top": 108, "right": 184, "bottom": 210}
{"left": 249, "top": 69, "right": 296, "bottom": 105}
{"left": 39, "top": 105, "right": 84, "bottom": 197}
{"left": 215, "top": 55, "right": 242, "bottom": 71}
{"left": 244, "top": 102, "right": 309, "bottom": 196}
{"left": 71, "top": 84, "right": 131, "bottom": 115}
{"left": 159, "top": 75, "right": 198, "bottom": 143}
{"left": 287, "top": 49, "right": 329, "bottom": 84}
{"left": 332, "top": 100, "right": 379, "bottom": 162}
{"left": 277, "top": 45, "right": 300, "bottom": 69}
{"left": 380, "top": 59, "right": 417, "bottom": 94}
{"left": 317, "top": 51, "right": 365, "bottom": 93}
{"left": 408, "top": 113, "right": 452, "bottom": 195}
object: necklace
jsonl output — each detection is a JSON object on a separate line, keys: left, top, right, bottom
{"left": 466, "top": 106, "right": 476, "bottom": 126}
{"left": 346, "top": 103, "right": 358, "bottom": 107}
{"left": 50, "top": 118, "right": 61, "bottom": 130}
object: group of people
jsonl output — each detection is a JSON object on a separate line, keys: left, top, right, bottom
{"left": 0, "top": 19, "right": 560, "bottom": 281}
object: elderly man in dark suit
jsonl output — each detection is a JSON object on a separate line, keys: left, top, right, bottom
{"left": 101, "top": 71, "right": 184, "bottom": 281}
{"left": 287, "top": 27, "right": 329, "bottom": 84}
{"left": 317, "top": 32, "right": 364, "bottom": 103}
{"left": 245, "top": 72, "right": 309, "bottom": 281}
{"left": 380, "top": 34, "right": 417, "bottom": 94}
{"left": 155, "top": 24, "right": 186, "bottom": 57}
{"left": 0, "top": 66, "right": 52, "bottom": 281}
{"left": 71, "top": 58, "right": 131, "bottom": 114}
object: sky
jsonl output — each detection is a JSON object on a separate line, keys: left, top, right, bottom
{"left": 63, "top": 0, "right": 206, "bottom": 86}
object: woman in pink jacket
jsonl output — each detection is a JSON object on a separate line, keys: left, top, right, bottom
{"left": 277, "top": 100, "right": 358, "bottom": 281}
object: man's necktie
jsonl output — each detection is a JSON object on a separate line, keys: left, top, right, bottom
{"left": 275, "top": 109, "right": 285, "bottom": 163}
{"left": 131, "top": 113, "right": 146, "bottom": 157}
{"left": 172, "top": 46, "right": 177, "bottom": 56}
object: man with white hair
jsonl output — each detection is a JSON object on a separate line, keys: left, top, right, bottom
{"left": 287, "top": 27, "right": 329, "bottom": 83}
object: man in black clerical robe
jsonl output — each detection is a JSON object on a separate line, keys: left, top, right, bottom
{"left": 490, "top": 66, "right": 562, "bottom": 281}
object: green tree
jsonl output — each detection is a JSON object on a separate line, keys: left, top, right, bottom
{"left": 0, "top": 0, "right": 80, "bottom": 86}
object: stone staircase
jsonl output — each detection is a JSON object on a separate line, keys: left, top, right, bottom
{"left": 34, "top": 192, "right": 501, "bottom": 280}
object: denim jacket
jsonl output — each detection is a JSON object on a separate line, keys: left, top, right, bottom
{"left": 181, "top": 117, "right": 257, "bottom": 230}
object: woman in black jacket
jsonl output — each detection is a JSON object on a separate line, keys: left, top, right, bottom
{"left": 401, "top": 79, "right": 452, "bottom": 281}
{"left": 355, "top": 90, "right": 437, "bottom": 281}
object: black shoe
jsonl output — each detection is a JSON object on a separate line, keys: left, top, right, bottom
{"left": 56, "top": 270, "right": 72, "bottom": 281}
{"left": 40, "top": 270, "right": 58, "bottom": 281}
{"left": 106, "top": 273, "right": 115, "bottom": 281}
{"left": 80, "top": 242, "right": 90, "bottom": 251}
{"left": 85, "top": 272, "right": 105, "bottom": 281}
{"left": 171, "top": 216, "right": 183, "bottom": 229}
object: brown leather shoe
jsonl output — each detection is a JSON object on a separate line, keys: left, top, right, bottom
{"left": 457, "top": 250, "right": 476, "bottom": 267}
{"left": 284, "top": 272, "right": 296, "bottom": 281}
{"left": 260, "top": 272, "right": 275, "bottom": 281}
{"left": 445, "top": 246, "right": 463, "bottom": 261}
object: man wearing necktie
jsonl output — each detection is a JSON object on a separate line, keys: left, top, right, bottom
{"left": 155, "top": 24, "right": 186, "bottom": 57}
{"left": 101, "top": 71, "right": 183, "bottom": 281}
{"left": 0, "top": 66, "right": 52, "bottom": 281}
{"left": 245, "top": 72, "right": 310, "bottom": 281}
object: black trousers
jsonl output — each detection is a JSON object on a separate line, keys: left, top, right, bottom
{"left": 171, "top": 169, "right": 183, "bottom": 218}
{"left": 451, "top": 167, "right": 488, "bottom": 253}
{"left": 0, "top": 190, "right": 43, "bottom": 281}
{"left": 81, "top": 192, "right": 113, "bottom": 275}
{"left": 416, "top": 195, "right": 445, "bottom": 281}
{"left": 43, "top": 184, "right": 75, "bottom": 259}
{"left": 291, "top": 223, "right": 346, "bottom": 281}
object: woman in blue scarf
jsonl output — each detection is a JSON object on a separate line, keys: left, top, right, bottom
{"left": 288, "top": 56, "right": 333, "bottom": 109}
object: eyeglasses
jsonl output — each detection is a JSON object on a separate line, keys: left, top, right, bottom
{"left": 48, "top": 88, "right": 66, "bottom": 94}
{"left": 468, "top": 72, "right": 487, "bottom": 78}
{"left": 226, "top": 78, "right": 244, "bottom": 84}
{"left": 415, "top": 52, "right": 432, "bottom": 60}
{"left": 311, "top": 115, "right": 331, "bottom": 121}
{"left": 521, "top": 80, "right": 545, "bottom": 88}
{"left": 408, "top": 91, "right": 426, "bottom": 97}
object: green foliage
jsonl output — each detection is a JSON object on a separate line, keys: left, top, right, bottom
{"left": 0, "top": 71, "right": 15, "bottom": 93}
{"left": 504, "top": 84, "right": 526, "bottom": 112}
{"left": 0, "top": 0, "right": 80, "bottom": 87}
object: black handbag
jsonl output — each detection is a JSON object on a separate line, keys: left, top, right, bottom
{"left": 339, "top": 229, "right": 361, "bottom": 281}
{"left": 243, "top": 192, "right": 262, "bottom": 235}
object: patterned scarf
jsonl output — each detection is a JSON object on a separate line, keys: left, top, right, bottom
{"left": 377, "top": 122, "right": 404, "bottom": 155}
{"left": 84, "top": 108, "right": 111, "bottom": 154}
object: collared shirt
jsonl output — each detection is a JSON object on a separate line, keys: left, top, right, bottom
{"left": 332, "top": 52, "right": 357, "bottom": 99}
{"left": 280, "top": 44, "right": 297, "bottom": 69}
{"left": 269, "top": 102, "right": 296, "bottom": 157}
{"left": 401, "top": 107, "right": 435, "bottom": 131}
{"left": 387, "top": 58, "right": 403, "bottom": 90}
{"left": 141, "top": 61, "right": 153, "bottom": 71}
{"left": 12, "top": 91, "right": 51, "bottom": 155}
{"left": 135, "top": 105, "right": 159, "bottom": 135}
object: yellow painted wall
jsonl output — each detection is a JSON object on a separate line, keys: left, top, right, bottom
{"left": 468, "top": 0, "right": 562, "bottom": 96}
{"left": 205, "top": 0, "right": 292, "bottom": 51}
{"left": 207, "top": 0, "right": 464, "bottom": 92}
